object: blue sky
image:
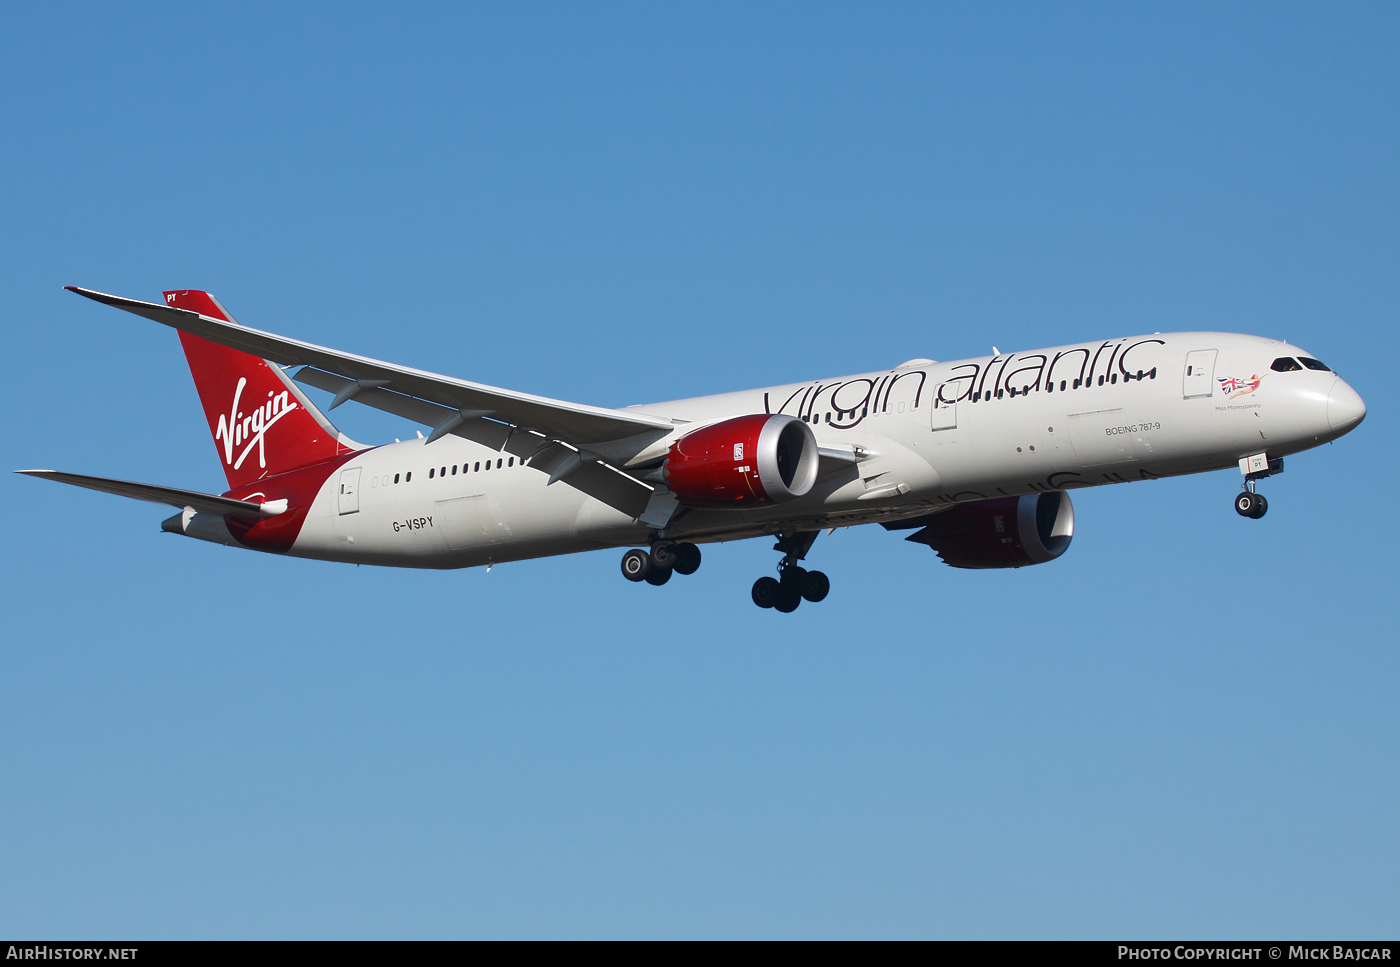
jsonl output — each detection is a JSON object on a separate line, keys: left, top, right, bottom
{"left": 1, "top": 3, "right": 1396, "bottom": 939}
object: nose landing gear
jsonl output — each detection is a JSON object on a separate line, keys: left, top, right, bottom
{"left": 1235, "top": 455, "right": 1283, "bottom": 520}
{"left": 751, "top": 531, "right": 829, "bottom": 613}
{"left": 620, "top": 540, "right": 702, "bottom": 586}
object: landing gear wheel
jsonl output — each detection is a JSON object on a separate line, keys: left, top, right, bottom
{"left": 759, "top": 531, "right": 824, "bottom": 611}
{"left": 774, "top": 587, "right": 802, "bottom": 613}
{"left": 650, "top": 540, "right": 679, "bottom": 570}
{"left": 645, "top": 566, "right": 672, "bottom": 586}
{"left": 752, "top": 576, "right": 782, "bottom": 609}
{"left": 621, "top": 548, "right": 652, "bottom": 582}
{"left": 779, "top": 565, "right": 806, "bottom": 590}
{"left": 672, "top": 542, "right": 702, "bottom": 575}
{"left": 1248, "top": 493, "right": 1268, "bottom": 519}
{"left": 1235, "top": 492, "right": 1260, "bottom": 518}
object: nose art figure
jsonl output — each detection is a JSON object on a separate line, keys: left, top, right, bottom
{"left": 1327, "top": 380, "right": 1367, "bottom": 433}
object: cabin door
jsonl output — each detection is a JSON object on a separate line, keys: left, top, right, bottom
{"left": 930, "top": 378, "right": 967, "bottom": 431}
{"left": 338, "top": 467, "right": 361, "bottom": 515}
{"left": 1182, "top": 350, "right": 1217, "bottom": 399}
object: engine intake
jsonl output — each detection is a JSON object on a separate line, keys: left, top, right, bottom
{"left": 898, "top": 492, "right": 1075, "bottom": 568}
{"left": 665, "top": 414, "right": 819, "bottom": 508}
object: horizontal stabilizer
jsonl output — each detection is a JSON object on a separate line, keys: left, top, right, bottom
{"left": 15, "top": 470, "right": 286, "bottom": 517}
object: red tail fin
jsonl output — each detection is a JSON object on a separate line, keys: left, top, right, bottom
{"left": 164, "top": 290, "right": 355, "bottom": 490}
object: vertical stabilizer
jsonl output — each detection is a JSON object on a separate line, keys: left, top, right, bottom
{"left": 163, "top": 289, "right": 359, "bottom": 489}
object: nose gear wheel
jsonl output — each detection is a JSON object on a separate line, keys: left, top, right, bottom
{"left": 1235, "top": 491, "right": 1268, "bottom": 519}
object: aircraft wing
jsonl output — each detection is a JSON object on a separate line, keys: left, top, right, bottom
{"left": 16, "top": 469, "right": 284, "bottom": 517}
{"left": 64, "top": 287, "right": 675, "bottom": 446}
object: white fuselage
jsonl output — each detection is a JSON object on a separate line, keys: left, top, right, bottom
{"left": 195, "top": 331, "right": 1361, "bottom": 568}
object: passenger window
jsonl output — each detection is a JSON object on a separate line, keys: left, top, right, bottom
{"left": 474, "top": 462, "right": 480, "bottom": 472}
{"left": 1271, "top": 357, "right": 1303, "bottom": 372}
{"left": 429, "top": 468, "right": 435, "bottom": 478}
{"left": 508, "top": 457, "right": 514, "bottom": 467}
{"left": 406, "top": 472, "right": 411, "bottom": 482}
{"left": 451, "top": 465, "right": 457, "bottom": 475}
{"left": 1299, "top": 356, "right": 1331, "bottom": 371}
{"left": 1060, "top": 380, "right": 1067, "bottom": 391}
{"left": 394, "top": 473, "right": 400, "bottom": 484}
{"left": 1111, "top": 373, "right": 1117, "bottom": 384}
{"left": 496, "top": 458, "right": 503, "bottom": 469}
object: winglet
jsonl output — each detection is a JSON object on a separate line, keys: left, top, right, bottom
{"left": 65, "top": 285, "right": 239, "bottom": 324}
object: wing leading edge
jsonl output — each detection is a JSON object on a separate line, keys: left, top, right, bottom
{"left": 63, "top": 286, "right": 674, "bottom": 445}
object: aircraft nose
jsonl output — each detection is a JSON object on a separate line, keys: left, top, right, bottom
{"left": 1327, "top": 379, "right": 1367, "bottom": 432}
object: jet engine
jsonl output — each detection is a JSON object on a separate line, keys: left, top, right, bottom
{"left": 664, "top": 414, "right": 819, "bottom": 508}
{"left": 899, "top": 492, "right": 1075, "bottom": 568}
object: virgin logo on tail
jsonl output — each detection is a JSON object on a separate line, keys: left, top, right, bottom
{"left": 215, "top": 376, "right": 299, "bottom": 470}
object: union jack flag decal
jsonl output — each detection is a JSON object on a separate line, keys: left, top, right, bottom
{"left": 1218, "top": 374, "right": 1262, "bottom": 398}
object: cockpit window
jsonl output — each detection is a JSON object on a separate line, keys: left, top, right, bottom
{"left": 1299, "top": 356, "right": 1332, "bottom": 372}
{"left": 1271, "top": 357, "right": 1303, "bottom": 372}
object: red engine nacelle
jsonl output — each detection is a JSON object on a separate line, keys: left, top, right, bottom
{"left": 664, "top": 414, "right": 819, "bottom": 508}
{"left": 898, "top": 492, "right": 1075, "bottom": 568}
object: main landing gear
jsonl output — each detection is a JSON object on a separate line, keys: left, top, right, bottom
{"left": 751, "top": 531, "right": 829, "bottom": 614}
{"left": 620, "top": 540, "right": 702, "bottom": 587}
{"left": 1235, "top": 456, "right": 1284, "bottom": 520}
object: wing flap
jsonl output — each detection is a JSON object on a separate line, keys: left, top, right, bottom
{"left": 17, "top": 470, "right": 278, "bottom": 517}
{"left": 294, "top": 367, "right": 517, "bottom": 452}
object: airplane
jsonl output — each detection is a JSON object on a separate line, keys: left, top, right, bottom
{"left": 19, "top": 286, "right": 1366, "bottom": 613}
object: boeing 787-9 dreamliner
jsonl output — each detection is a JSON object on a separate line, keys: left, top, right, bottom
{"left": 20, "top": 287, "right": 1367, "bottom": 613}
